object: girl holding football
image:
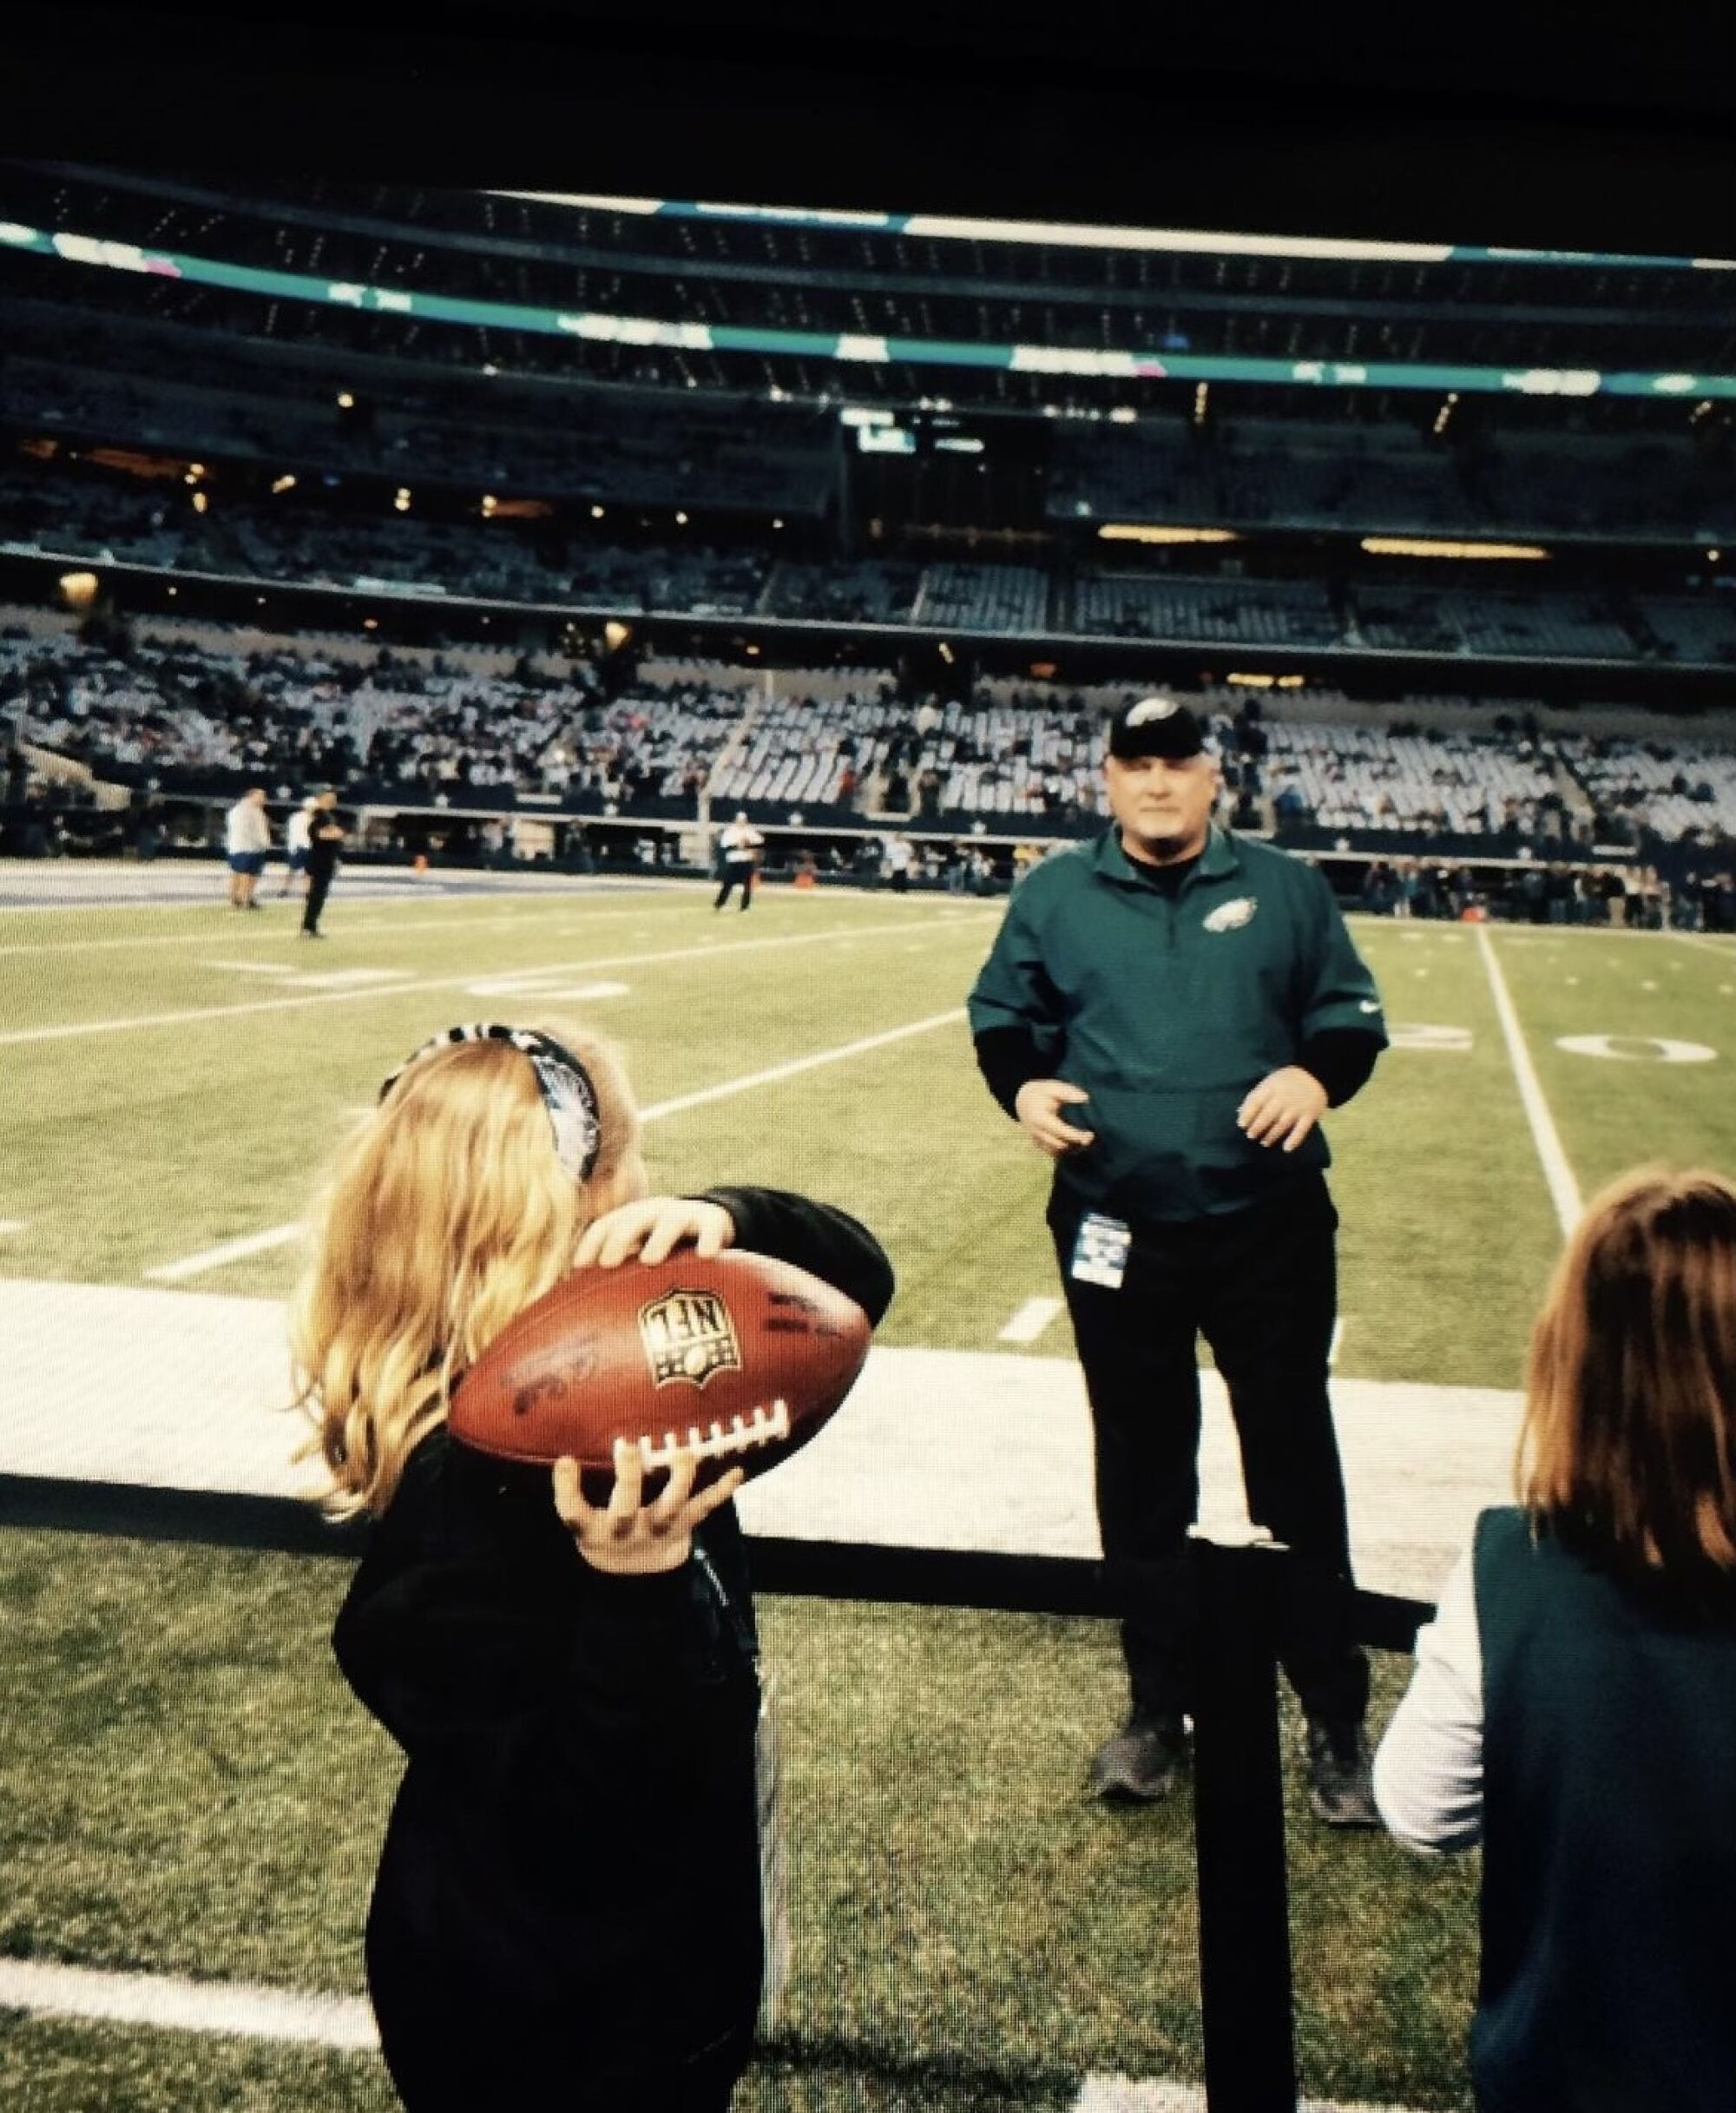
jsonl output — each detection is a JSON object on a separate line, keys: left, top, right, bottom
{"left": 1374, "top": 1164, "right": 1736, "bottom": 2113}
{"left": 292, "top": 1017, "right": 892, "bottom": 2112}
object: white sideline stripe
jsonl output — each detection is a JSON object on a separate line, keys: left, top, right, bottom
{"left": 0, "top": 1219, "right": 25, "bottom": 1236}
{"left": 1074, "top": 2077, "right": 1424, "bottom": 2112}
{"left": 0, "top": 914, "right": 996, "bottom": 1048}
{"left": 0, "top": 1957, "right": 378, "bottom": 2050}
{"left": 998, "top": 1295, "right": 1063, "bottom": 1344}
{"left": 1475, "top": 926, "right": 1581, "bottom": 1236}
{"left": 143, "top": 1007, "right": 970, "bottom": 1280}
{"left": 1329, "top": 1316, "right": 1345, "bottom": 1367}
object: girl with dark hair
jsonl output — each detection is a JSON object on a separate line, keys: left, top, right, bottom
{"left": 1374, "top": 1165, "right": 1736, "bottom": 2113}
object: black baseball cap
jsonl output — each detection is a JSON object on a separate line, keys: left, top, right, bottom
{"left": 1107, "top": 696, "right": 1208, "bottom": 760}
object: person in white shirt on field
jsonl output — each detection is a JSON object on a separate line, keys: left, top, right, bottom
{"left": 280, "top": 793, "right": 318, "bottom": 900}
{"left": 713, "top": 812, "right": 765, "bottom": 913}
{"left": 224, "top": 787, "right": 272, "bottom": 911}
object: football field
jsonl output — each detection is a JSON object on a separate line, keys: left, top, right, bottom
{"left": 3, "top": 865, "right": 1734, "bottom": 2110}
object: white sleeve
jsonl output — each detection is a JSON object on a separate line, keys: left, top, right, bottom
{"left": 1371, "top": 1546, "right": 1484, "bottom": 1853}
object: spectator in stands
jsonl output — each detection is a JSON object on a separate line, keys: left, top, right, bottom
{"left": 883, "top": 833, "right": 915, "bottom": 895}
{"left": 1374, "top": 1165, "right": 1736, "bottom": 2113}
{"left": 224, "top": 786, "right": 272, "bottom": 911}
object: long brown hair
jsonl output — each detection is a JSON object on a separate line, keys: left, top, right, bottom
{"left": 1519, "top": 1165, "right": 1736, "bottom": 1595}
{"left": 289, "top": 1017, "right": 647, "bottom": 1519}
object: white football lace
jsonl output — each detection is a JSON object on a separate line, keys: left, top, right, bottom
{"left": 633, "top": 1399, "right": 792, "bottom": 1470}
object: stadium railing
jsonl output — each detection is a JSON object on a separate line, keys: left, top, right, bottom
{"left": 0, "top": 1469, "right": 1430, "bottom": 2113}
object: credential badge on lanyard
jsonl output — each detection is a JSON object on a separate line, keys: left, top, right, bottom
{"left": 1071, "top": 1212, "right": 1132, "bottom": 1289}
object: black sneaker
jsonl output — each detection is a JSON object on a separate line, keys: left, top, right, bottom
{"left": 1305, "top": 1718, "right": 1381, "bottom": 1828}
{"left": 1088, "top": 1712, "right": 1189, "bottom": 1802}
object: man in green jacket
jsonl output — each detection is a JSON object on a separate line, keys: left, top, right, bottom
{"left": 968, "top": 697, "right": 1387, "bottom": 1825}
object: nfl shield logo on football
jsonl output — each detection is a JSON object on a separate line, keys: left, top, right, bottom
{"left": 1203, "top": 895, "right": 1258, "bottom": 933}
{"left": 638, "top": 1287, "right": 745, "bottom": 1387}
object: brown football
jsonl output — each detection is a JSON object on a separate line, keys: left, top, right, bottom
{"left": 447, "top": 1248, "right": 871, "bottom": 1484}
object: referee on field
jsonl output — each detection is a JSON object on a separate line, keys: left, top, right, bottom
{"left": 968, "top": 698, "right": 1388, "bottom": 1826}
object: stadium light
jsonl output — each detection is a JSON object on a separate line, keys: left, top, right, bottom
{"left": 938, "top": 641, "right": 955, "bottom": 664}
{"left": 337, "top": 391, "right": 355, "bottom": 409}
{"left": 773, "top": 517, "right": 785, "bottom": 530}
{"left": 1193, "top": 383, "right": 1209, "bottom": 426}
{"left": 1709, "top": 549, "right": 1723, "bottom": 562}
{"left": 395, "top": 488, "right": 411, "bottom": 512}
{"left": 675, "top": 510, "right": 688, "bottom": 524}
{"left": 1360, "top": 536, "right": 1549, "bottom": 559}
{"left": 363, "top": 616, "right": 378, "bottom": 630}
{"left": 481, "top": 495, "right": 498, "bottom": 517}
{"left": 191, "top": 491, "right": 208, "bottom": 514}
{"left": 1108, "top": 407, "right": 1139, "bottom": 424}
{"left": 1098, "top": 524, "right": 1240, "bottom": 544}
{"left": 57, "top": 570, "right": 99, "bottom": 611}
{"left": 271, "top": 474, "right": 297, "bottom": 494}
{"left": 591, "top": 504, "right": 606, "bottom": 519}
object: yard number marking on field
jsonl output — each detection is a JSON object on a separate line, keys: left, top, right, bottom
{"left": 1476, "top": 926, "right": 1581, "bottom": 1236}
{"left": 2, "top": 913, "right": 997, "bottom": 1049}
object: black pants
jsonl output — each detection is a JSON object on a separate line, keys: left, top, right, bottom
{"left": 1049, "top": 1175, "right": 1368, "bottom": 1726}
{"left": 302, "top": 864, "right": 335, "bottom": 932}
{"left": 714, "top": 862, "right": 754, "bottom": 910}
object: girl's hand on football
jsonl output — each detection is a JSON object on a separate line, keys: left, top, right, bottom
{"left": 554, "top": 1445, "right": 744, "bottom": 1576}
{"left": 574, "top": 1196, "right": 736, "bottom": 1269}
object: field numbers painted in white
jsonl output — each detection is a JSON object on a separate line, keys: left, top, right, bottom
{"left": 1, "top": 913, "right": 997, "bottom": 1050}
{"left": 1387, "top": 1024, "right": 1472, "bottom": 1053}
{"left": 464, "top": 975, "right": 630, "bottom": 1000}
{"left": 203, "top": 961, "right": 412, "bottom": 992}
{"left": 1476, "top": 927, "right": 1581, "bottom": 1236}
{"left": 998, "top": 1297, "right": 1064, "bottom": 1345}
{"left": 1555, "top": 1034, "right": 1717, "bottom": 1065}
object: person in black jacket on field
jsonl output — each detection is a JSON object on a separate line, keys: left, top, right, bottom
{"left": 291, "top": 1016, "right": 893, "bottom": 2113}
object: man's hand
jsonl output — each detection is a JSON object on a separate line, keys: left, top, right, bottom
{"left": 1237, "top": 1066, "right": 1328, "bottom": 1152}
{"left": 574, "top": 1196, "right": 735, "bottom": 1268}
{"left": 554, "top": 1445, "right": 744, "bottom": 1577}
{"left": 1014, "top": 1078, "right": 1095, "bottom": 1158}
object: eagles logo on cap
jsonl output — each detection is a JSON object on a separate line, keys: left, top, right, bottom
{"left": 1108, "top": 697, "right": 1210, "bottom": 761}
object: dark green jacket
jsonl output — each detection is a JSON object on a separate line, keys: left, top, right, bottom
{"left": 967, "top": 826, "right": 1387, "bottom": 1220}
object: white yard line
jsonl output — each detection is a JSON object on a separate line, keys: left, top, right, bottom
{"left": 998, "top": 1296, "right": 1064, "bottom": 1345}
{"left": 0, "top": 1956, "right": 378, "bottom": 2051}
{"left": 144, "top": 1224, "right": 312, "bottom": 1286}
{"left": 0, "top": 901, "right": 681, "bottom": 960}
{"left": 143, "top": 1004, "right": 970, "bottom": 1280}
{"left": 1, "top": 914, "right": 996, "bottom": 1050}
{"left": 1475, "top": 925, "right": 1581, "bottom": 1236}
{"left": 637, "top": 1008, "right": 965, "bottom": 1122}
{"left": 0, "top": 1959, "right": 1433, "bottom": 2110}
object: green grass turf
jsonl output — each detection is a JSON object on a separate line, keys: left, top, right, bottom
{"left": 7, "top": 884, "right": 1736, "bottom": 2107}
{"left": 0, "top": 1527, "right": 1478, "bottom": 2110}
{"left": 8, "top": 889, "right": 1735, "bottom": 1386}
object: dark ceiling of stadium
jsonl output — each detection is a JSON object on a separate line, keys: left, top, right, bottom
{"left": 9, "top": 3, "right": 1734, "bottom": 256}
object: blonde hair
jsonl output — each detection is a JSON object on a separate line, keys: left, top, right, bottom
{"left": 1519, "top": 1164, "right": 1736, "bottom": 1595}
{"left": 290, "top": 1017, "right": 647, "bottom": 1519}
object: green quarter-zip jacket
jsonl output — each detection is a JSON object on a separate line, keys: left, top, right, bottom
{"left": 967, "top": 826, "right": 1388, "bottom": 1221}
